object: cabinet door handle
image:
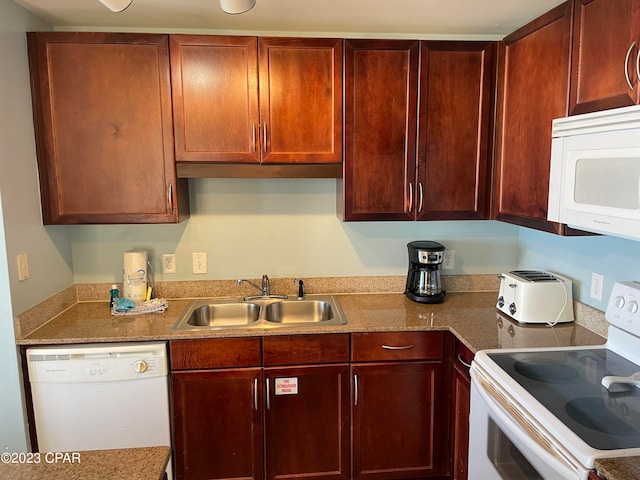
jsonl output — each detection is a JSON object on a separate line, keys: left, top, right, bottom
{"left": 636, "top": 47, "right": 640, "bottom": 87}
{"left": 167, "top": 183, "right": 173, "bottom": 214}
{"left": 253, "top": 378, "right": 259, "bottom": 410}
{"left": 418, "top": 182, "right": 424, "bottom": 213}
{"left": 408, "top": 183, "right": 413, "bottom": 212}
{"left": 354, "top": 374, "right": 359, "bottom": 406}
{"left": 263, "top": 122, "right": 268, "bottom": 153}
{"left": 457, "top": 353, "right": 472, "bottom": 369}
{"left": 625, "top": 41, "right": 636, "bottom": 90}
{"left": 381, "top": 344, "right": 414, "bottom": 350}
{"left": 266, "top": 377, "right": 270, "bottom": 409}
{"left": 252, "top": 122, "right": 257, "bottom": 152}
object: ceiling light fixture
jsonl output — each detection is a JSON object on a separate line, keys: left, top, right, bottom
{"left": 220, "top": 0, "right": 256, "bottom": 15}
{"left": 97, "top": 0, "right": 133, "bottom": 13}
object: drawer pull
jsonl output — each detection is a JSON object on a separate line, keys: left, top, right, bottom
{"left": 381, "top": 344, "right": 414, "bottom": 350}
{"left": 457, "top": 353, "right": 472, "bottom": 369}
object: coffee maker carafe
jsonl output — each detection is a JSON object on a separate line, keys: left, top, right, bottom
{"left": 404, "top": 241, "right": 446, "bottom": 303}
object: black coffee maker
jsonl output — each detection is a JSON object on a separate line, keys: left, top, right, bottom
{"left": 404, "top": 241, "right": 446, "bottom": 304}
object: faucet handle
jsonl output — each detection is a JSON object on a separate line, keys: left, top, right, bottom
{"left": 294, "top": 278, "right": 305, "bottom": 300}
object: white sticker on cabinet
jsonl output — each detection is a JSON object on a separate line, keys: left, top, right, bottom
{"left": 275, "top": 377, "right": 298, "bottom": 395}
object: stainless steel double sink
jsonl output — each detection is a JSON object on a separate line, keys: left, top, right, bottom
{"left": 172, "top": 294, "right": 347, "bottom": 331}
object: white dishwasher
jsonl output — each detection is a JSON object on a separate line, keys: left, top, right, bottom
{"left": 26, "top": 342, "right": 172, "bottom": 479}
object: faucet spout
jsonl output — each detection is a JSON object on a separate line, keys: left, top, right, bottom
{"left": 237, "top": 278, "right": 264, "bottom": 295}
{"left": 261, "top": 274, "right": 270, "bottom": 296}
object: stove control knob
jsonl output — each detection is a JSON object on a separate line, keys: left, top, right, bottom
{"left": 628, "top": 301, "right": 639, "bottom": 315}
{"left": 615, "top": 296, "right": 626, "bottom": 309}
{"left": 133, "top": 360, "right": 148, "bottom": 374}
{"left": 497, "top": 296, "right": 505, "bottom": 308}
{"left": 509, "top": 303, "right": 517, "bottom": 315}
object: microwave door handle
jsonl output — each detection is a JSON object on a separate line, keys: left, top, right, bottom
{"left": 471, "top": 372, "right": 584, "bottom": 479}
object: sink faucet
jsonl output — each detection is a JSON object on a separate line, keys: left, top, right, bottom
{"left": 237, "top": 275, "right": 287, "bottom": 300}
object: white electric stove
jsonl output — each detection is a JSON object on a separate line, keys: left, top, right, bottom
{"left": 469, "top": 281, "right": 640, "bottom": 480}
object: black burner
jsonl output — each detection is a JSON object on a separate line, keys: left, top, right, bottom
{"left": 566, "top": 397, "right": 638, "bottom": 436}
{"left": 514, "top": 358, "right": 580, "bottom": 383}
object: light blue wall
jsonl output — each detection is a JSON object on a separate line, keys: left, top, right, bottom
{"left": 518, "top": 227, "right": 640, "bottom": 310}
{"left": 70, "top": 178, "right": 521, "bottom": 285}
{"left": 0, "top": 1, "right": 61, "bottom": 453}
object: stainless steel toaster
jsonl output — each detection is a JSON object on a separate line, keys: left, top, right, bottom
{"left": 497, "top": 270, "right": 574, "bottom": 324}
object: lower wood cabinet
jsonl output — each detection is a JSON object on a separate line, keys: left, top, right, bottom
{"left": 170, "top": 332, "right": 454, "bottom": 480}
{"left": 450, "top": 340, "right": 473, "bottom": 480}
{"left": 170, "top": 335, "right": 350, "bottom": 480}
{"left": 351, "top": 332, "right": 448, "bottom": 480}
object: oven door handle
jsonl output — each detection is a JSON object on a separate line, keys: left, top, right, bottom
{"left": 471, "top": 370, "right": 585, "bottom": 480}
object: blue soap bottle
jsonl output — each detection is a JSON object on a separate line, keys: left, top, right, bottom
{"left": 109, "top": 284, "right": 119, "bottom": 310}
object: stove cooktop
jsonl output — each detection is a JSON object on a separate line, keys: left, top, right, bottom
{"left": 488, "top": 348, "right": 640, "bottom": 450}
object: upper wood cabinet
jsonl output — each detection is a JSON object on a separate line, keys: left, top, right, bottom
{"left": 493, "top": 3, "right": 574, "bottom": 234}
{"left": 170, "top": 35, "right": 342, "bottom": 166}
{"left": 341, "top": 39, "right": 419, "bottom": 221}
{"left": 416, "top": 41, "right": 496, "bottom": 221}
{"left": 570, "top": 0, "right": 640, "bottom": 115}
{"left": 27, "top": 32, "right": 188, "bottom": 224}
{"left": 340, "top": 39, "right": 495, "bottom": 221}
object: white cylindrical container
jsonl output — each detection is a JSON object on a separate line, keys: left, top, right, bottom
{"left": 122, "top": 250, "right": 147, "bottom": 303}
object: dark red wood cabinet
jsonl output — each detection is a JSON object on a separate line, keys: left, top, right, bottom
{"left": 493, "top": 2, "right": 574, "bottom": 234}
{"left": 170, "top": 35, "right": 342, "bottom": 165}
{"left": 27, "top": 32, "right": 187, "bottom": 224}
{"left": 450, "top": 340, "right": 473, "bottom": 480}
{"left": 416, "top": 41, "right": 496, "bottom": 221}
{"left": 570, "top": 0, "right": 640, "bottom": 115}
{"left": 350, "top": 332, "right": 448, "bottom": 479}
{"left": 170, "top": 335, "right": 350, "bottom": 480}
{"left": 341, "top": 39, "right": 495, "bottom": 222}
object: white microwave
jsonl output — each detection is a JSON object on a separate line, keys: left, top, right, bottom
{"left": 548, "top": 105, "right": 640, "bottom": 241}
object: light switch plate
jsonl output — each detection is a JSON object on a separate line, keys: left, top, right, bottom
{"left": 17, "top": 252, "right": 29, "bottom": 281}
{"left": 192, "top": 252, "right": 207, "bottom": 274}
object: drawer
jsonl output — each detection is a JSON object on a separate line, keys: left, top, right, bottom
{"left": 351, "top": 331, "right": 444, "bottom": 362}
{"left": 263, "top": 334, "right": 350, "bottom": 366}
{"left": 170, "top": 337, "right": 261, "bottom": 370}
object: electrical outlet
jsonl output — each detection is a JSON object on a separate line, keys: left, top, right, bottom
{"left": 192, "top": 252, "right": 207, "bottom": 274}
{"left": 17, "top": 252, "right": 29, "bottom": 281}
{"left": 162, "top": 254, "right": 176, "bottom": 274}
{"left": 590, "top": 272, "right": 604, "bottom": 301}
{"left": 442, "top": 250, "right": 455, "bottom": 270}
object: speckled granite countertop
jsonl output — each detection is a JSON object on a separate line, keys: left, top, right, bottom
{"left": 20, "top": 291, "right": 638, "bottom": 480}
{"left": 595, "top": 457, "right": 640, "bottom": 480}
{"left": 17, "top": 292, "right": 605, "bottom": 352}
{"left": 0, "top": 446, "right": 170, "bottom": 480}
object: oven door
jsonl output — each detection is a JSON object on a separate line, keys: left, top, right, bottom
{"left": 468, "top": 370, "right": 589, "bottom": 480}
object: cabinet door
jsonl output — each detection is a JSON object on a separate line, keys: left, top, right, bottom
{"left": 27, "top": 32, "right": 185, "bottom": 224}
{"left": 341, "top": 40, "right": 420, "bottom": 221}
{"left": 451, "top": 343, "right": 473, "bottom": 480}
{"left": 264, "top": 364, "right": 349, "bottom": 480}
{"left": 259, "top": 38, "right": 342, "bottom": 164}
{"left": 494, "top": 3, "right": 573, "bottom": 234}
{"left": 172, "top": 368, "right": 263, "bottom": 480}
{"left": 416, "top": 41, "right": 496, "bottom": 221}
{"left": 351, "top": 362, "right": 445, "bottom": 480}
{"left": 170, "top": 35, "right": 260, "bottom": 163}
{"left": 570, "top": 0, "right": 640, "bottom": 114}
